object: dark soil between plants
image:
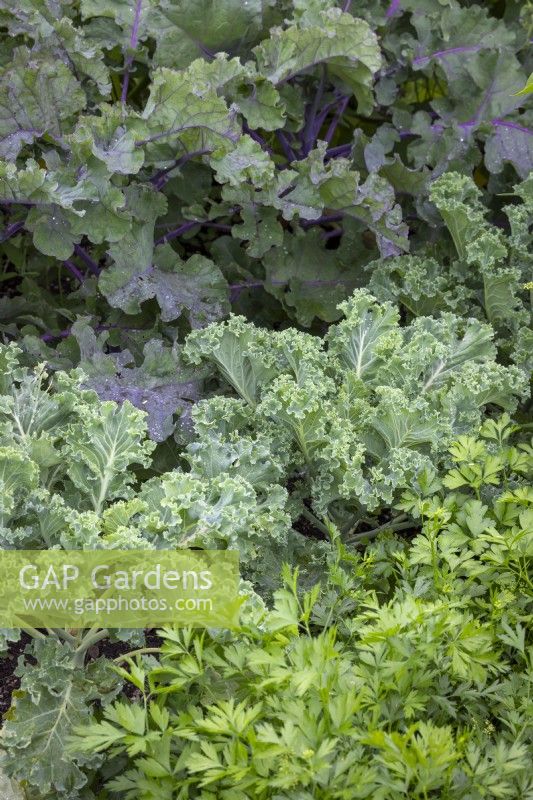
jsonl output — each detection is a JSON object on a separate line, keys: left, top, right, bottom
{"left": 0, "top": 631, "right": 164, "bottom": 715}
{"left": 0, "top": 633, "right": 31, "bottom": 716}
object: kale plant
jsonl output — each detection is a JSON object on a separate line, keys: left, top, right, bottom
{"left": 68, "top": 420, "right": 533, "bottom": 799}
{"left": 0, "top": 2, "right": 530, "bottom": 798}
{"left": 368, "top": 171, "right": 533, "bottom": 372}
{"left": 184, "top": 290, "right": 528, "bottom": 531}
{"left": 0, "top": 0, "right": 530, "bottom": 369}
{"left": 0, "top": 342, "right": 308, "bottom": 576}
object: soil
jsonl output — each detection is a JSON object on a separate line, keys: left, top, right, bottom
{"left": 91, "top": 631, "right": 164, "bottom": 700}
{"left": 0, "top": 630, "right": 164, "bottom": 715}
{"left": 0, "top": 505, "right": 325, "bottom": 717}
{"left": 0, "top": 634, "right": 32, "bottom": 716}
{"left": 292, "top": 512, "right": 327, "bottom": 540}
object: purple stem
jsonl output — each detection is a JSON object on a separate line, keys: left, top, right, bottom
{"left": 302, "top": 70, "right": 326, "bottom": 156}
{"left": 156, "top": 219, "right": 235, "bottom": 244}
{"left": 301, "top": 213, "right": 344, "bottom": 229}
{"left": 160, "top": 213, "right": 345, "bottom": 239}
{"left": 230, "top": 277, "right": 353, "bottom": 300}
{"left": 1, "top": 221, "right": 24, "bottom": 242}
{"left": 342, "top": 0, "right": 352, "bottom": 10}
{"left": 231, "top": 280, "right": 277, "bottom": 291}
{"left": 325, "top": 143, "right": 352, "bottom": 159}
{"left": 156, "top": 220, "right": 200, "bottom": 245}
{"left": 435, "top": 117, "right": 532, "bottom": 136}
{"left": 276, "top": 131, "right": 297, "bottom": 162}
{"left": 492, "top": 119, "right": 532, "bottom": 135}
{"left": 471, "top": 76, "right": 497, "bottom": 126}
{"left": 413, "top": 45, "right": 481, "bottom": 66}
{"left": 63, "top": 260, "right": 84, "bottom": 283}
{"left": 0, "top": 200, "right": 36, "bottom": 207}
{"left": 243, "top": 123, "right": 275, "bottom": 156}
{"left": 195, "top": 40, "right": 216, "bottom": 61}
{"left": 150, "top": 148, "right": 211, "bottom": 189}
{"left": 41, "top": 324, "right": 143, "bottom": 343}
{"left": 324, "top": 96, "right": 350, "bottom": 145}
{"left": 136, "top": 124, "right": 240, "bottom": 148}
{"left": 73, "top": 244, "right": 100, "bottom": 276}
{"left": 385, "top": 0, "right": 401, "bottom": 18}
{"left": 310, "top": 99, "right": 343, "bottom": 145}
{"left": 202, "top": 222, "right": 233, "bottom": 232}
{"left": 322, "top": 228, "right": 343, "bottom": 240}
{"left": 399, "top": 115, "right": 532, "bottom": 139}
{"left": 278, "top": 182, "right": 296, "bottom": 199}
{"left": 41, "top": 329, "right": 73, "bottom": 343}
{"left": 121, "top": 0, "right": 143, "bottom": 104}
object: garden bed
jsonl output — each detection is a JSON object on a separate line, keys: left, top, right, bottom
{"left": 0, "top": 0, "right": 531, "bottom": 797}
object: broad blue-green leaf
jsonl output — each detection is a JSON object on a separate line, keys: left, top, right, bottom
{"left": 211, "top": 135, "right": 275, "bottom": 188}
{"left": 263, "top": 229, "right": 356, "bottom": 326}
{"left": 0, "top": 768, "right": 24, "bottom": 800}
{"left": 0, "top": 47, "right": 85, "bottom": 160}
{"left": 140, "top": 64, "right": 240, "bottom": 154}
{"left": 232, "top": 204, "right": 284, "bottom": 258}
{"left": 99, "top": 185, "right": 167, "bottom": 311}
{"left": 0, "top": 640, "right": 120, "bottom": 796}
{"left": 104, "top": 244, "right": 229, "bottom": 327}
{"left": 254, "top": 9, "right": 381, "bottom": 114}
{"left": 71, "top": 322, "right": 206, "bottom": 442}
{"left": 69, "top": 109, "right": 146, "bottom": 176}
{"left": 484, "top": 121, "right": 533, "bottom": 180}
{"left": 153, "top": 0, "right": 264, "bottom": 69}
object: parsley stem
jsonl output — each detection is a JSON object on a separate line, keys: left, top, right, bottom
{"left": 113, "top": 647, "right": 163, "bottom": 663}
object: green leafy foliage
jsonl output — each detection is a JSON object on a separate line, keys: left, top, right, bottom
{"left": 0, "top": 0, "right": 530, "bottom": 359}
{"left": 184, "top": 290, "right": 528, "bottom": 529}
{"left": 0, "top": 344, "right": 302, "bottom": 577}
{"left": 1, "top": 639, "right": 121, "bottom": 796}
{"left": 1, "top": 281, "right": 527, "bottom": 558}
{"left": 0, "top": 0, "right": 396, "bottom": 348}
{"left": 0, "top": 343, "right": 155, "bottom": 547}
{"left": 0, "top": 3, "right": 531, "bottom": 798}
{"left": 368, "top": 171, "right": 532, "bottom": 370}
{"left": 71, "top": 419, "right": 533, "bottom": 798}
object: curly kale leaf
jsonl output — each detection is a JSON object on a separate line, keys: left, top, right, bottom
{"left": 368, "top": 173, "right": 532, "bottom": 369}
{"left": 185, "top": 290, "right": 528, "bottom": 523}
